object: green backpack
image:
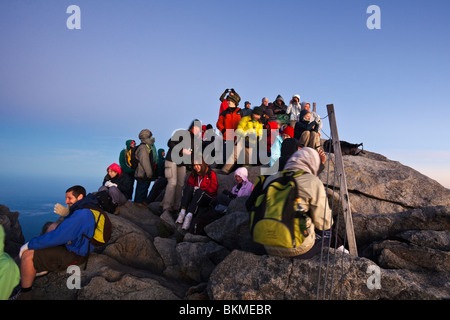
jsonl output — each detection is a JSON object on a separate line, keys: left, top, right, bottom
{"left": 249, "top": 170, "right": 315, "bottom": 257}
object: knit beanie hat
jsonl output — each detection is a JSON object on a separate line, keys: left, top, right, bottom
{"left": 107, "top": 163, "right": 122, "bottom": 176}
{"left": 227, "top": 94, "right": 240, "bottom": 106}
{"left": 252, "top": 106, "right": 263, "bottom": 116}
{"left": 282, "top": 126, "right": 294, "bottom": 138}
{"left": 139, "top": 129, "right": 152, "bottom": 140}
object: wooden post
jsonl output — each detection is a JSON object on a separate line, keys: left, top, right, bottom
{"left": 326, "top": 104, "right": 358, "bottom": 256}
{"left": 313, "top": 102, "right": 317, "bottom": 113}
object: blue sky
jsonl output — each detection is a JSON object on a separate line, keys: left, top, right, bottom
{"left": 0, "top": 0, "right": 449, "bottom": 207}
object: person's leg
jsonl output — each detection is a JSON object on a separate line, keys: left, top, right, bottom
{"left": 176, "top": 185, "right": 194, "bottom": 224}
{"left": 134, "top": 178, "right": 150, "bottom": 203}
{"left": 20, "top": 250, "right": 36, "bottom": 289}
{"left": 173, "top": 165, "right": 186, "bottom": 212}
{"left": 160, "top": 161, "right": 177, "bottom": 211}
{"left": 107, "top": 186, "right": 128, "bottom": 206}
{"left": 299, "top": 131, "right": 310, "bottom": 148}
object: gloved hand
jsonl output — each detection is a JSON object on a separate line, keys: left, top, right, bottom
{"left": 19, "top": 242, "right": 29, "bottom": 258}
{"left": 54, "top": 203, "right": 69, "bottom": 217}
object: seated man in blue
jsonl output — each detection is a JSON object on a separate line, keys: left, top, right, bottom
{"left": 16, "top": 185, "right": 98, "bottom": 299}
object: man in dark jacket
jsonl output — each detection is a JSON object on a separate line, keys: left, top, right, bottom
{"left": 294, "top": 109, "right": 320, "bottom": 149}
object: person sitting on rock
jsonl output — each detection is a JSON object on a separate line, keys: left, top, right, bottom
{"left": 212, "top": 167, "right": 254, "bottom": 211}
{"left": 15, "top": 185, "right": 99, "bottom": 299}
{"left": 294, "top": 109, "right": 320, "bottom": 150}
{"left": 176, "top": 159, "right": 218, "bottom": 230}
{"left": 98, "top": 163, "right": 133, "bottom": 212}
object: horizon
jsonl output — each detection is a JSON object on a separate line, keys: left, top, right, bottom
{"left": 1, "top": 0, "right": 449, "bottom": 196}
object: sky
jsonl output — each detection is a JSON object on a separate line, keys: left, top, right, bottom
{"left": 0, "top": 0, "right": 449, "bottom": 208}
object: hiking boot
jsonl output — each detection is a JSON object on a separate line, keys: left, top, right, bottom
{"left": 176, "top": 209, "right": 186, "bottom": 224}
{"left": 182, "top": 213, "right": 193, "bottom": 230}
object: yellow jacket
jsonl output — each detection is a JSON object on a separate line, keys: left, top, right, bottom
{"left": 236, "top": 115, "right": 264, "bottom": 140}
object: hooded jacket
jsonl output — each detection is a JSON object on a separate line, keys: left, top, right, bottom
{"left": 269, "top": 95, "right": 288, "bottom": 114}
{"left": 286, "top": 95, "right": 302, "bottom": 121}
{"left": 28, "top": 195, "right": 98, "bottom": 257}
{"left": 119, "top": 140, "right": 136, "bottom": 174}
{"left": 283, "top": 148, "right": 333, "bottom": 231}
{"left": 0, "top": 225, "right": 20, "bottom": 300}
{"left": 231, "top": 167, "right": 254, "bottom": 197}
{"left": 294, "top": 109, "right": 319, "bottom": 140}
{"left": 135, "top": 130, "right": 157, "bottom": 180}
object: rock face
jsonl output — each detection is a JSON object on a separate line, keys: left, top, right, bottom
{"left": 1, "top": 149, "right": 449, "bottom": 300}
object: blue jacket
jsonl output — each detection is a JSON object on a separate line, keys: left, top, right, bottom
{"left": 28, "top": 196, "right": 98, "bottom": 257}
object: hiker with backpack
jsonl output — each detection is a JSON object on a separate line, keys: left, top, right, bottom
{"left": 15, "top": 185, "right": 108, "bottom": 299}
{"left": 176, "top": 159, "right": 218, "bottom": 230}
{"left": 134, "top": 129, "right": 158, "bottom": 204}
{"left": 119, "top": 139, "right": 136, "bottom": 200}
{"left": 98, "top": 163, "right": 133, "bottom": 212}
{"left": 246, "top": 147, "right": 340, "bottom": 259}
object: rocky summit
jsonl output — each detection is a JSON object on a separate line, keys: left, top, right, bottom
{"left": 2, "top": 148, "right": 450, "bottom": 300}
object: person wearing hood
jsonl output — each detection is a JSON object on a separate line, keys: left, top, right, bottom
{"left": 281, "top": 147, "right": 342, "bottom": 259}
{"left": 134, "top": 129, "right": 157, "bottom": 204}
{"left": 98, "top": 163, "right": 132, "bottom": 209}
{"left": 286, "top": 95, "right": 302, "bottom": 127}
{"left": 301, "top": 101, "right": 323, "bottom": 133}
{"left": 294, "top": 109, "right": 320, "bottom": 150}
{"left": 16, "top": 185, "right": 98, "bottom": 299}
{"left": 119, "top": 139, "right": 136, "bottom": 199}
{"left": 246, "top": 148, "right": 339, "bottom": 258}
{"left": 0, "top": 225, "right": 20, "bottom": 300}
{"left": 269, "top": 94, "right": 288, "bottom": 115}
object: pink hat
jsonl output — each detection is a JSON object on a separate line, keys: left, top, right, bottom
{"left": 107, "top": 163, "right": 122, "bottom": 176}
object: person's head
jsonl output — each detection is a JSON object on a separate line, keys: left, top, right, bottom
{"left": 126, "top": 140, "right": 136, "bottom": 149}
{"left": 234, "top": 167, "right": 248, "bottom": 184}
{"left": 245, "top": 101, "right": 251, "bottom": 109}
{"left": 189, "top": 119, "right": 202, "bottom": 136}
{"left": 227, "top": 94, "right": 239, "bottom": 108}
{"left": 262, "top": 97, "right": 269, "bottom": 106}
{"left": 282, "top": 126, "right": 294, "bottom": 140}
{"left": 275, "top": 95, "right": 284, "bottom": 106}
{"left": 302, "top": 102, "right": 311, "bottom": 111}
{"left": 65, "top": 185, "right": 86, "bottom": 207}
{"left": 284, "top": 147, "right": 321, "bottom": 176}
{"left": 292, "top": 95, "right": 300, "bottom": 104}
{"left": 252, "top": 107, "right": 263, "bottom": 121}
{"left": 107, "top": 163, "right": 121, "bottom": 178}
{"left": 192, "top": 159, "right": 208, "bottom": 176}
{"left": 300, "top": 109, "right": 311, "bottom": 121}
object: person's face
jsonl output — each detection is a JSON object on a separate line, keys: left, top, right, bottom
{"left": 65, "top": 191, "right": 83, "bottom": 207}
{"left": 252, "top": 114, "right": 261, "bottom": 121}
{"left": 293, "top": 97, "right": 299, "bottom": 104}
{"left": 246, "top": 104, "right": 251, "bottom": 109}
{"left": 227, "top": 100, "right": 236, "bottom": 108}
{"left": 130, "top": 141, "right": 136, "bottom": 148}
{"left": 282, "top": 133, "right": 290, "bottom": 140}
{"left": 192, "top": 126, "right": 201, "bottom": 136}
{"left": 263, "top": 98, "right": 268, "bottom": 106}
{"left": 304, "top": 104, "right": 311, "bottom": 111}
{"left": 276, "top": 100, "right": 282, "bottom": 106}
{"left": 108, "top": 169, "right": 118, "bottom": 178}
{"left": 235, "top": 175, "right": 243, "bottom": 184}
{"left": 304, "top": 113, "right": 311, "bottom": 121}
{"left": 193, "top": 164, "right": 201, "bottom": 173}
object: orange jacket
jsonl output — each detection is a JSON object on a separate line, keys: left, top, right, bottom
{"left": 216, "top": 107, "right": 242, "bottom": 140}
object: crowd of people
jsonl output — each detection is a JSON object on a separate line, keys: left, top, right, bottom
{"left": 5, "top": 89, "right": 347, "bottom": 300}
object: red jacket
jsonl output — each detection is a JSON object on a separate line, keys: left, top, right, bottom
{"left": 216, "top": 107, "right": 242, "bottom": 140}
{"left": 187, "top": 169, "right": 218, "bottom": 197}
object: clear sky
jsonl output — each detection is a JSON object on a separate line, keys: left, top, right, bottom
{"left": 0, "top": 0, "right": 449, "bottom": 206}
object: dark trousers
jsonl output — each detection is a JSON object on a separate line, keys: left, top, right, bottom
{"left": 134, "top": 178, "right": 151, "bottom": 203}
{"left": 146, "top": 177, "right": 168, "bottom": 203}
{"left": 180, "top": 185, "right": 213, "bottom": 215}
